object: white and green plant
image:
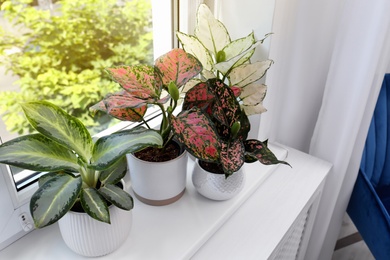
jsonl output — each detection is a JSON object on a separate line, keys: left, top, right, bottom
{"left": 0, "top": 101, "right": 162, "bottom": 228}
{"left": 177, "top": 3, "right": 272, "bottom": 116}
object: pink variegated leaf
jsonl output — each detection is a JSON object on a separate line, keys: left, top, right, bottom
{"left": 89, "top": 91, "right": 148, "bottom": 122}
{"left": 183, "top": 82, "right": 214, "bottom": 112}
{"left": 105, "top": 106, "right": 147, "bottom": 122}
{"left": 220, "top": 139, "right": 245, "bottom": 176}
{"left": 106, "top": 65, "right": 161, "bottom": 99}
{"left": 156, "top": 95, "right": 171, "bottom": 105}
{"left": 171, "top": 109, "right": 221, "bottom": 162}
{"left": 244, "top": 139, "right": 291, "bottom": 167}
{"left": 209, "top": 79, "right": 241, "bottom": 128}
{"left": 155, "top": 48, "right": 202, "bottom": 88}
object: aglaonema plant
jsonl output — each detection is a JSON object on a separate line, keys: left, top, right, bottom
{"left": 0, "top": 101, "right": 163, "bottom": 228}
{"left": 177, "top": 3, "right": 272, "bottom": 116}
{"left": 90, "top": 48, "right": 202, "bottom": 152}
{"left": 171, "top": 78, "right": 290, "bottom": 177}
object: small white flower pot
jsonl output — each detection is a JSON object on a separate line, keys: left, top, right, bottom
{"left": 58, "top": 205, "right": 132, "bottom": 257}
{"left": 127, "top": 150, "right": 188, "bottom": 206}
{"left": 192, "top": 160, "right": 245, "bottom": 200}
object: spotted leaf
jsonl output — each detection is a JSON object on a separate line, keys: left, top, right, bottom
{"left": 220, "top": 140, "right": 245, "bottom": 176}
{"left": 171, "top": 109, "right": 221, "bottom": 162}
{"left": 244, "top": 139, "right": 291, "bottom": 167}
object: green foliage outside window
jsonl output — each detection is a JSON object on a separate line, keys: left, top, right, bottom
{"left": 0, "top": 0, "right": 153, "bottom": 134}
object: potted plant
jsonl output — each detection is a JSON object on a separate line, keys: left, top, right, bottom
{"left": 90, "top": 48, "right": 202, "bottom": 205}
{"left": 176, "top": 3, "right": 273, "bottom": 117}
{"left": 171, "top": 78, "right": 290, "bottom": 200}
{"left": 0, "top": 101, "right": 163, "bottom": 256}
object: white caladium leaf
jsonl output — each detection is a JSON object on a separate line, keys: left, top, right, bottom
{"left": 222, "top": 32, "right": 256, "bottom": 65}
{"left": 194, "top": 4, "right": 230, "bottom": 56}
{"left": 201, "top": 69, "right": 217, "bottom": 80}
{"left": 214, "top": 40, "right": 262, "bottom": 75}
{"left": 177, "top": 31, "right": 213, "bottom": 71}
{"left": 229, "top": 60, "right": 274, "bottom": 87}
{"left": 240, "top": 83, "right": 267, "bottom": 115}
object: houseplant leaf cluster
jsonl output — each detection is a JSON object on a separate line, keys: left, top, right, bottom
{"left": 177, "top": 3, "right": 272, "bottom": 116}
{"left": 172, "top": 78, "right": 290, "bottom": 177}
{"left": 0, "top": 101, "right": 163, "bottom": 228}
{"left": 90, "top": 48, "right": 203, "bottom": 151}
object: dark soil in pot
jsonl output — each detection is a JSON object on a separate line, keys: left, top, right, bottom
{"left": 134, "top": 140, "right": 183, "bottom": 162}
{"left": 199, "top": 161, "right": 225, "bottom": 175}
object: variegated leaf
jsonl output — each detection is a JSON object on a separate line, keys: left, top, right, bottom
{"left": 30, "top": 173, "right": 82, "bottom": 228}
{"left": 194, "top": 4, "right": 230, "bottom": 56}
{"left": 171, "top": 109, "right": 221, "bottom": 162}
{"left": 106, "top": 65, "right": 161, "bottom": 99}
{"left": 80, "top": 187, "right": 110, "bottom": 223}
{"left": 99, "top": 157, "right": 127, "bottom": 185}
{"left": 244, "top": 139, "right": 291, "bottom": 166}
{"left": 99, "top": 184, "right": 134, "bottom": 211}
{"left": 183, "top": 82, "right": 214, "bottom": 111}
{"left": 209, "top": 79, "right": 241, "bottom": 129}
{"left": 91, "top": 129, "right": 163, "bottom": 170}
{"left": 90, "top": 92, "right": 148, "bottom": 122}
{"left": 229, "top": 60, "right": 273, "bottom": 87}
{"left": 240, "top": 83, "right": 267, "bottom": 115}
{"left": 21, "top": 101, "right": 93, "bottom": 163}
{"left": 214, "top": 40, "right": 261, "bottom": 75}
{"left": 176, "top": 31, "right": 214, "bottom": 71}
{"left": 220, "top": 140, "right": 245, "bottom": 175}
{"left": 222, "top": 32, "right": 256, "bottom": 67}
{"left": 154, "top": 48, "right": 202, "bottom": 88}
{"left": 0, "top": 133, "right": 79, "bottom": 172}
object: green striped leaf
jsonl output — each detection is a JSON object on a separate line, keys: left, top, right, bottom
{"left": 91, "top": 129, "right": 163, "bottom": 170}
{"left": 0, "top": 134, "right": 79, "bottom": 172}
{"left": 30, "top": 173, "right": 82, "bottom": 228}
{"left": 20, "top": 101, "right": 93, "bottom": 163}
{"left": 80, "top": 187, "right": 110, "bottom": 223}
{"left": 99, "top": 157, "right": 127, "bottom": 185}
{"left": 99, "top": 184, "right": 134, "bottom": 211}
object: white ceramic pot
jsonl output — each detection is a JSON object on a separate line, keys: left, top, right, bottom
{"left": 58, "top": 205, "right": 132, "bottom": 257}
{"left": 127, "top": 149, "right": 188, "bottom": 206}
{"left": 192, "top": 160, "right": 245, "bottom": 200}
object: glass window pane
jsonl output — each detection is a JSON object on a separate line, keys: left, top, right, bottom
{"left": 0, "top": 0, "right": 155, "bottom": 184}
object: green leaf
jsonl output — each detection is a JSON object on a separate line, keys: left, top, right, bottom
{"left": 80, "top": 187, "right": 110, "bottom": 223}
{"left": 91, "top": 129, "right": 163, "bottom": 170}
{"left": 0, "top": 134, "right": 79, "bottom": 172}
{"left": 194, "top": 4, "right": 230, "bottom": 56}
{"left": 99, "top": 156, "right": 128, "bottom": 185}
{"left": 20, "top": 101, "right": 93, "bottom": 163}
{"left": 99, "top": 184, "right": 134, "bottom": 211}
{"left": 30, "top": 173, "right": 82, "bottom": 228}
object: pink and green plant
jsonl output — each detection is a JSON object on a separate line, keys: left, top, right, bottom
{"left": 90, "top": 48, "right": 203, "bottom": 147}
{"left": 171, "top": 78, "right": 290, "bottom": 177}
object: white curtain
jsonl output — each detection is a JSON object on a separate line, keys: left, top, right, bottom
{"left": 260, "top": 0, "right": 390, "bottom": 259}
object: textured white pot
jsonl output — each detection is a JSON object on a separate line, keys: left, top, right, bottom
{"left": 127, "top": 149, "right": 187, "bottom": 206}
{"left": 58, "top": 205, "right": 132, "bottom": 257}
{"left": 192, "top": 160, "right": 245, "bottom": 200}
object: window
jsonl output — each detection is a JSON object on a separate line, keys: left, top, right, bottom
{"left": 0, "top": 0, "right": 176, "bottom": 191}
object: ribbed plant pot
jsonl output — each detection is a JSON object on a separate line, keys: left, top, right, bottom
{"left": 127, "top": 150, "right": 188, "bottom": 206}
{"left": 58, "top": 205, "right": 132, "bottom": 257}
{"left": 192, "top": 160, "right": 245, "bottom": 200}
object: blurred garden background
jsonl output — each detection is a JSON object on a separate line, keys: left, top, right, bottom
{"left": 0, "top": 0, "right": 153, "bottom": 141}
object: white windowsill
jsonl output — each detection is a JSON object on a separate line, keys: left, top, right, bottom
{"left": 0, "top": 143, "right": 331, "bottom": 259}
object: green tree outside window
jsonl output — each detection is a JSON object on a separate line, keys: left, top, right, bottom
{"left": 0, "top": 0, "right": 153, "bottom": 135}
